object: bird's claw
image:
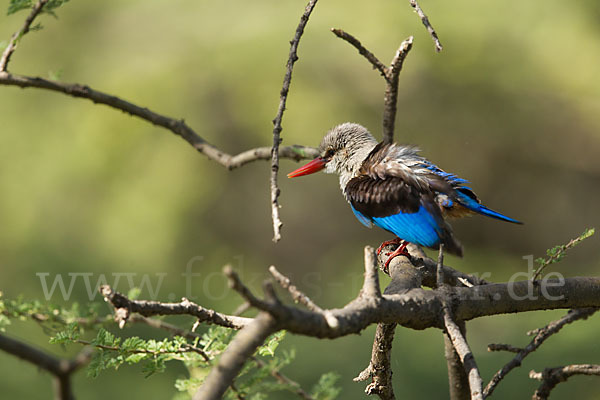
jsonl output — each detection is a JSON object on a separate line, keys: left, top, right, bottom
{"left": 382, "top": 241, "right": 410, "bottom": 274}
{"left": 376, "top": 237, "right": 404, "bottom": 256}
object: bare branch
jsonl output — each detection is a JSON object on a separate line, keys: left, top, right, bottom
{"left": 193, "top": 312, "right": 279, "bottom": 400}
{"left": 442, "top": 312, "right": 483, "bottom": 400}
{"left": 224, "top": 265, "right": 278, "bottom": 313}
{"left": 382, "top": 37, "right": 413, "bottom": 144}
{"left": 99, "top": 285, "right": 252, "bottom": 330}
{"left": 0, "top": 73, "right": 318, "bottom": 168}
{"left": 270, "top": 0, "right": 320, "bottom": 242}
{"left": 362, "top": 246, "right": 383, "bottom": 300}
{"left": 0, "top": 333, "right": 92, "bottom": 400}
{"left": 355, "top": 323, "right": 397, "bottom": 400}
{"left": 444, "top": 325, "right": 470, "bottom": 400}
{"left": 269, "top": 265, "right": 323, "bottom": 312}
{"left": 330, "top": 28, "right": 388, "bottom": 78}
{"left": 486, "top": 343, "right": 522, "bottom": 353}
{"left": 530, "top": 364, "right": 600, "bottom": 400}
{"left": 484, "top": 308, "right": 598, "bottom": 397}
{"left": 354, "top": 247, "right": 423, "bottom": 399}
{"left": 331, "top": 28, "right": 413, "bottom": 144}
{"left": 0, "top": 0, "right": 49, "bottom": 72}
{"left": 437, "top": 246, "right": 484, "bottom": 400}
{"left": 408, "top": 0, "right": 443, "bottom": 52}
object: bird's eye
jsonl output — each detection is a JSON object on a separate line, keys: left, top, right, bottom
{"left": 323, "top": 149, "right": 335, "bottom": 159}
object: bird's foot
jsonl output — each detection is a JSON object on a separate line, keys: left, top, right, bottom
{"left": 376, "top": 237, "right": 404, "bottom": 256}
{"left": 383, "top": 241, "right": 410, "bottom": 274}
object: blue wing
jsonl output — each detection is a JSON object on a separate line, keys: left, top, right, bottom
{"left": 372, "top": 205, "right": 442, "bottom": 247}
{"left": 350, "top": 205, "right": 373, "bottom": 228}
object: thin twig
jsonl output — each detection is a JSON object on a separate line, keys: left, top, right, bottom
{"left": 530, "top": 364, "right": 600, "bottom": 400}
{"left": 486, "top": 343, "right": 522, "bottom": 353}
{"left": 483, "top": 308, "right": 598, "bottom": 398}
{"left": 330, "top": 29, "right": 388, "bottom": 78}
{"left": 99, "top": 285, "right": 252, "bottom": 330}
{"left": 270, "top": 0, "right": 320, "bottom": 242}
{"left": 268, "top": 265, "right": 338, "bottom": 329}
{"left": 224, "top": 266, "right": 278, "bottom": 313}
{"left": 330, "top": 29, "right": 413, "bottom": 144}
{"left": 0, "top": 73, "right": 319, "bottom": 168}
{"left": 408, "top": 0, "right": 443, "bottom": 52}
{"left": 531, "top": 228, "right": 595, "bottom": 282}
{"left": 269, "top": 266, "right": 323, "bottom": 312}
{"left": 253, "top": 356, "right": 316, "bottom": 400}
{"left": 0, "top": 0, "right": 49, "bottom": 72}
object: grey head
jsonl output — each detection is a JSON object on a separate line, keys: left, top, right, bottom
{"left": 318, "top": 123, "right": 378, "bottom": 189}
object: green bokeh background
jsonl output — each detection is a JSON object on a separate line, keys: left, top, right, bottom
{"left": 1, "top": 0, "right": 599, "bottom": 398}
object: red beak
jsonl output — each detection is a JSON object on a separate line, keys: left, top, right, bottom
{"left": 287, "top": 157, "right": 327, "bottom": 178}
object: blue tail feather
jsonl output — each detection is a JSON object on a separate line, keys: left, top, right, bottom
{"left": 456, "top": 192, "right": 522, "bottom": 224}
{"left": 472, "top": 205, "right": 523, "bottom": 224}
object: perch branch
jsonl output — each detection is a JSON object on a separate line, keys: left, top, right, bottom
{"left": 0, "top": 333, "right": 92, "bottom": 400}
{"left": 483, "top": 307, "right": 598, "bottom": 397}
{"left": 270, "top": 0, "right": 320, "bottom": 242}
{"left": 408, "top": 0, "right": 443, "bottom": 52}
{"left": 530, "top": 364, "right": 600, "bottom": 400}
{"left": 354, "top": 247, "right": 423, "bottom": 399}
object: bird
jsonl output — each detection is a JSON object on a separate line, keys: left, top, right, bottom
{"left": 287, "top": 122, "right": 522, "bottom": 271}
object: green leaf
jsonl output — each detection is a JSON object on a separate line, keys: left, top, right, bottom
{"left": 7, "top": 0, "right": 32, "bottom": 15}
{"left": 49, "top": 322, "right": 80, "bottom": 344}
{"left": 257, "top": 331, "right": 285, "bottom": 357}
{"left": 311, "top": 372, "right": 341, "bottom": 400}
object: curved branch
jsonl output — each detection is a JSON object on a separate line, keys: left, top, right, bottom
{"left": 530, "top": 364, "right": 600, "bottom": 400}
{"left": 0, "top": 333, "right": 92, "bottom": 400}
{"left": 0, "top": 72, "right": 318, "bottom": 168}
{"left": 483, "top": 307, "right": 598, "bottom": 397}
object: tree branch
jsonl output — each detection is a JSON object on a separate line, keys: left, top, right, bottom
{"left": 0, "top": 72, "right": 319, "bottom": 168}
{"left": 331, "top": 29, "right": 413, "bottom": 144}
{"left": 0, "top": 333, "right": 92, "bottom": 400}
{"left": 530, "top": 364, "right": 600, "bottom": 400}
{"left": 193, "top": 312, "right": 279, "bottom": 400}
{"left": 437, "top": 246, "right": 483, "bottom": 400}
{"left": 99, "top": 285, "right": 252, "bottom": 330}
{"left": 483, "top": 307, "right": 598, "bottom": 397}
{"left": 0, "top": 0, "right": 49, "bottom": 72}
{"left": 408, "top": 0, "right": 443, "bottom": 52}
{"left": 270, "top": 0, "right": 320, "bottom": 242}
{"left": 382, "top": 37, "right": 413, "bottom": 144}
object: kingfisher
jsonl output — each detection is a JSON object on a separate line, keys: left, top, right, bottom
{"left": 288, "top": 123, "right": 522, "bottom": 270}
